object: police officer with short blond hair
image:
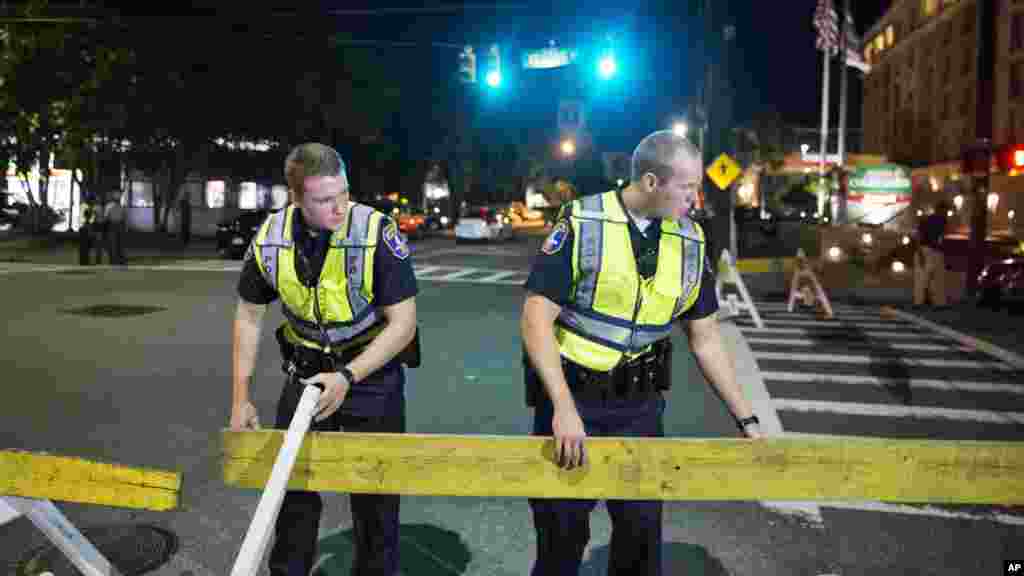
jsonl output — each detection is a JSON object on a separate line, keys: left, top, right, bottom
{"left": 521, "top": 130, "right": 762, "bottom": 576}
{"left": 230, "top": 143, "right": 419, "bottom": 576}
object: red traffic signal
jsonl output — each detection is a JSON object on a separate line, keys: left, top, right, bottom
{"left": 997, "top": 144, "right": 1024, "bottom": 175}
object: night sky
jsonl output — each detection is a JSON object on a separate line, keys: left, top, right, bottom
{"left": 52, "top": 1, "right": 891, "bottom": 155}
{"left": 298, "top": 0, "right": 893, "bottom": 153}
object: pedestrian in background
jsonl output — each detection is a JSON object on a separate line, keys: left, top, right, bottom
{"left": 914, "top": 201, "right": 949, "bottom": 309}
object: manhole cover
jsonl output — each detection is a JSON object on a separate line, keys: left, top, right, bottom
{"left": 17, "top": 523, "right": 178, "bottom": 576}
{"left": 62, "top": 304, "right": 167, "bottom": 317}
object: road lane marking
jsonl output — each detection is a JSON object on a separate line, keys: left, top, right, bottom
{"left": 737, "top": 327, "right": 947, "bottom": 340}
{"left": 740, "top": 319, "right": 917, "bottom": 330}
{"left": 760, "top": 371, "right": 1024, "bottom": 395}
{"left": 473, "top": 270, "right": 520, "bottom": 282}
{"left": 753, "top": 351, "right": 1013, "bottom": 370}
{"left": 746, "top": 338, "right": 949, "bottom": 351}
{"left": 433, "top": 268, "right": 482, "bottom": 280}
{"left": 772, "top": 398, "right": 1024, "bottom": 424}
{"left": 882, "top": 306, "right": 1024, "bottom": 371}
{"left": 819, "top": 500, "right": 1024, "bottom": 527}
{"left": 412, "top": 265, "right": 444, "bottom": 277}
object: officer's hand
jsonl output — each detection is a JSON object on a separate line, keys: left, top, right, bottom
{"left": 230, "top": 401, "right": 260, "bottom": 431}
{"left": 303, "top": 371, "right": 351, "bottom": 423}
{"left": 552, "top": 404, "right": 587, "bottom": 470}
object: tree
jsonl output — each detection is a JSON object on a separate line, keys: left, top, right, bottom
{"left": 0, "top": 2, "right": 77, "bottom": 233}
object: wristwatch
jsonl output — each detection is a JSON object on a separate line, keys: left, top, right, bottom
{"left": 339, "top": 366, "right": 357, "bottom": 385}
{"left": 735, "top": 414, "right": 760, "bottom": 431}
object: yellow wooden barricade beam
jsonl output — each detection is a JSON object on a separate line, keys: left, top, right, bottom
{"left": 221, "top": 431, "right": 1024, "bottom": 505}
{"left": 1, "top": 449, "right": 181, "bottom": 511}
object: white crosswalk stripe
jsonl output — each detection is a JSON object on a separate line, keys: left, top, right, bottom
{"left": 2, "top": 260, "right": 530, "bottom": 287}
{"left": 745, "top": 338, "right": 950, "bottom": 351}
{"left": 751, "top": 350, "right": 1014, "bottom": 371}
{"left": 740, "top": 298, "right": 1024, "bottom": 527}
{"left": 413, "top": 265, "right": 527, "bottom": 285}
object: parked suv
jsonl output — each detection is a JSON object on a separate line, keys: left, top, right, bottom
{"left": 216, "top": 209, "right": 272, "bottom": 259}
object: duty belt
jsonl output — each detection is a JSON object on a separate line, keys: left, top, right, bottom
{"left": 562, "top": 343, "right": 669, "bottom": 401}
{"left": 275, "top": 325, "right": 368, "bottom": 379}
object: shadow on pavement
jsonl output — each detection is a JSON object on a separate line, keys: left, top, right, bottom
{"left": 580, "top": 541, "right": 730, "bottom": 575}
{"left": 313, "top": 523, "right": 471, "bottom": 575}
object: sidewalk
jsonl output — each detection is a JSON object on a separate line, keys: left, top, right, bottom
{"left": 0, "top": 231, "right": 221, "bottom": 266}
{"left": 739, "top": 269, "right": 1024, "bottom": 362}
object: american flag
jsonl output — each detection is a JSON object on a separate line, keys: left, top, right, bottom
{"left": 813, "top": 0, "right": 840, "bottom": 54}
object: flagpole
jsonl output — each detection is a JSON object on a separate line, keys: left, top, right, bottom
{"left": 819, "top": 30, "right": 830, "bottom": 184}
{"left": 837, "top": 0, "right": 851, "bottom": 223}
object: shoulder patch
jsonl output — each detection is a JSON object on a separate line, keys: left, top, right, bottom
{"left": 382, "top": 220, "right": 410, "bottom": 260}
{"left": 541, "top": 221, "right": 569, "bottom": 255}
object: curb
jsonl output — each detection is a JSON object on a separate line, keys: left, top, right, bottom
{"left": 880, "top": 306, "right": 1024, "bottom": 370}
{"left": 717, "top": 319, "right": 826, "bottom": 526}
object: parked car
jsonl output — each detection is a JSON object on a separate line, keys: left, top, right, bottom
{"left": 977, "top": 255, "right": 1024, "bottom": 308}
{"left": 455, "top": 205, "right": 513, "bottom": 243}
{"left": 422, "top": 209, "right": 452, "bottom": 232}
{"left": 362, "top": 199, "right": 425, "bottom": 240}
{"left": 216, "top": 209, "right": 272, "bottom": 259}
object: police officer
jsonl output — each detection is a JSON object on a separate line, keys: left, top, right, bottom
{"left": 230, "top": 143, "right": 419, "bottom": 576}
{"left": 520, "top": 130, "right": 763, "bottom": 576}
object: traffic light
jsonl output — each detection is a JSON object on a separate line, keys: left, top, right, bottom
{"left": 597, "top": 51, "right": 617, "bottom": 79}
{"left": 997, "top": 144, "right": 1024, "bottom": 175}
{"left": 485, "top": 43, "right": 502, "bottom": 88}
{"left": 459, "top": 45, "right": 476, "bottom": 84}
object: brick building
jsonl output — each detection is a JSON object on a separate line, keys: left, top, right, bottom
{"left": 861, "top": 0, "right": 1024, "bottom": 237}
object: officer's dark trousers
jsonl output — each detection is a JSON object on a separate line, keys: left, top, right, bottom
{"left": 268, "top": 360, "right": 405, "bottom": 576}
{"left": 529, "top": 390, "right": 665, "bottom": 576}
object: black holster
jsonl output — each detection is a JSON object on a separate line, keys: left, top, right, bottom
{"left": 275, "top": 324, "right": 422, "bottom": 379}
{"left": 522, "top": 338, "right": 673, "bottom": 408}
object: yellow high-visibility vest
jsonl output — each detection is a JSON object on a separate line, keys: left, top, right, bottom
{"left": 555, "top": 190, "right": 706, "bottom": 372}
{"left": 253, "top": 203, "right": 387, "bottom": 352}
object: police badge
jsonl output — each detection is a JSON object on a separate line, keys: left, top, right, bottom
{"left": 383, "top": 220, "right": 410, "bottom": 260}
{"left": 540, "top": 221, "right": 568, "bottom": 255}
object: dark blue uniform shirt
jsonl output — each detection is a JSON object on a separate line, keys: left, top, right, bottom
{"left": 237, "top": 207, "right": 418, "bottom": 306}
{"left": 525, "top": 194, "right": 718, "bottom": 321}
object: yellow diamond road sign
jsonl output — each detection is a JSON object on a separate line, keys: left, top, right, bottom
{"left": 706, "top": 153, "right": 742, "bottom": 190}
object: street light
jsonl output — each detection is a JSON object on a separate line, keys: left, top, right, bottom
{"left": 560, "top": 139, "right": 576, "bottom": 157}
{"left": 673, "top": 122, "right": 687, "bottom": 137}
{"left": 485, "top": 70, "right": 501, "bottom": 87}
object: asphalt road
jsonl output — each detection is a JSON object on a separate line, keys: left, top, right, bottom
{"left": 0, "top": 233, "right": 1021, "bottom": 575}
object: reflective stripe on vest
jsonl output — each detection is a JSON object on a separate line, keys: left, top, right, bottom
{"left": 555, "top": 190, "right": 705, "bottom": 371}
{"left": 254, "top": 203, "right": 384, "bottom": 350}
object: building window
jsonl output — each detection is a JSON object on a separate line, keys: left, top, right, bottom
{"left": 944, "top": 20, "right": 953, "bottom": 44}
{"left": 1013, "top": 13, "right": 1024, "bottom": 52}
{"left": 962, "top": 47, "right": 972, "bottom": 76}
{"left": 943, "top": 91, "right": 950, "bottom": 119}
{"left": 960, "top": 86, "right": 970, "bottom": 117}
{"left": 205, "top": 181, "right": 226, "bottom": 209}
{"left": 875, "top": 34, "right": 885, "bottom": 52}
{"left": 886, "top": 24, "right": 895, "bottom": 47}
{"left": 1012, "top": 61, "right": 1024, "bottom": 99}
{"left": 962, "top": 3, "right": 976, "bottom": 35}
{"left": 922, "top": 0, "right": 938, "bottom": 17}
{"left": 944, "top": 54, "right": 951, "bottom": 83}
